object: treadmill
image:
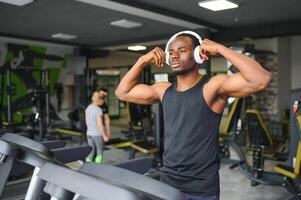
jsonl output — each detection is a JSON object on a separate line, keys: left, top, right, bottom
{"left": 0, "top": 133, "right": 184, "bottom": 200}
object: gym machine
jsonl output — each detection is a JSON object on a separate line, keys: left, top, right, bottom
{"left": 272, "top": 89, "right": 301, "bottom": 200}
{"left": 1, "top": 67, "right": 50, "bottom": 141}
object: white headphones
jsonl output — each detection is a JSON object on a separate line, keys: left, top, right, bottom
{"left": 165, "top": 30, "right": 204, "bottom": 65}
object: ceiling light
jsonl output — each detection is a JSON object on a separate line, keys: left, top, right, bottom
{"left": 0, "top": 0, "right": 33, "bottom": 6}
{"left": 128, "top": 45, "right": 146, "bottom": 51}
{"left": 198, "top": 0, "right": 238, "bottom": 11}
{"left": 110, "top": 19, "right": 143, "bottom": 29}
{"left": 243, "top": 37, "right": 252, "bottom": 41}
{"left": 51, "top": 33, "right": 78, "bottom": 40}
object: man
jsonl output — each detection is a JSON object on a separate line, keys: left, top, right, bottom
{"left": 115, "top": 31, "right": 272, "bottom": 200}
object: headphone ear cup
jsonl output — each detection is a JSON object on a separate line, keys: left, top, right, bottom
{"left": 194, "top": 46, "right": 203, "bottom": 64}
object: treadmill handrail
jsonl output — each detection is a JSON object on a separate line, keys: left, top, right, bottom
{"left": 38, "top": 162, "right": 140, "bottom": 200}
{"left": 0, "top": 140, "right": 19, "bottom": 158}
{"left": 1, "top": 133, "right": 54, "bottom": 157}
{"left": 80, "top": 163, "right": 184, "bottom": 200}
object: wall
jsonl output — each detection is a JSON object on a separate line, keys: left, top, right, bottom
{"left": 277, "top": 37, "right": 291, "bottom": 115}
{"left": 291, "top": 35, "right": 301, "bottom": 89}
{"left": 89, "top": 51, "right": 141, "bottom": 68}
{"left": 244, "top": 38, "right": 278, "bottom": 53}
{"left": 89, "top": 50, "right": 173, "bottom": 80}
{"left": 244, "top": 36, "right": 301, "bottom": 92}
{"left": 211, "top": 56, "right": 227, "bottom": 73}
{"left": 0, "top": 36, "right": 75, "bottom": 121}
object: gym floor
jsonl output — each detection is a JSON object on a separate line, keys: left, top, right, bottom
{"left": 67, "top": 124, "right": 291, "bottom": 200}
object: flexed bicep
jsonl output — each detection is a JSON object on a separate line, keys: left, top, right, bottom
{"left": 115, "top": 47, "right": 166, "bottom": 104}
{"left": 218, "top": 73, "right": 266, "bottom": 98}
{"left": 117, "top": 82, "right": 171, "bottom": 105}
{"left": 119, "top": 84, "right": 160, "bottom": 105}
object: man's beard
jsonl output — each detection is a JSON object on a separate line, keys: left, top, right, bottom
{"left": 172, "top": 65, "right": 198, "bottom": 76}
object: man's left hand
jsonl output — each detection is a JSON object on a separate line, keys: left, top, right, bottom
{"left": 200, "top": 39, "right": 223, "bottom": 61}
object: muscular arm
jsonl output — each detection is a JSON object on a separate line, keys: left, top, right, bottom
{"left": 115, "top": 47, "right": 168, "bottom": 104}
{"left": 201, "top": 39, "right": 272, "bottom": 98}
{"left": 115, "top": 58, "right": 158, "bottom": 105}
{"left": 219, "top": 46, "right": 272, "bottom": 97}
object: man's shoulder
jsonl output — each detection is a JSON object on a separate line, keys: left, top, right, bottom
{"left": 152, "top": 81, "right": 172, "bottom": 89}
{"left": 152, "top": 81, "right": 172, "bottom": 101}
{"left": 210, "top": 74, "right": 228, "bottom": 82}
{"left": 152, "top": 81, "right": 171, "bottom": 92}
{"left": 203, "top": 74, "right": 229, "bottom": 105}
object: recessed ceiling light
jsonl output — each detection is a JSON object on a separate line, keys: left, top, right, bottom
{"left": 128, "top": 45, "right": 146, "bottom": 51}
{"left": 0, "top": 0, "right": 33, "bottom": 6}
{"left": 110, "top": 19, "right": 143, "bottom": 29}
{"left": 51, "top": 33, "right": 78, "bottom": 40}
{"left": 198, "top": 0, "right": 238, "bottom": 11}
{"left": 243, "top": 37, "right": 252, "bottom": 41}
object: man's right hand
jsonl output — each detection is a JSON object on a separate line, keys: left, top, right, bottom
{"left": 139, "top": 47, "right": 165, "bottom": 67}
{"left": 115, "top": 47, "right": 169, "bottom": 105}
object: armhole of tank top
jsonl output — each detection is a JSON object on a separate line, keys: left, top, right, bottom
{"left": 161, "top": 83, "right": 174, "bottom": 103}
{"left": 201, "top": 83, "right": 223, "bottom": 116}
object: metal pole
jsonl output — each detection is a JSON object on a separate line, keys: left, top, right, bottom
{"left": 25, "top": 167, "right": 45, "bottom": 200}
{"left": 45, "top": 69, "right": 50, "bottom": 126}
{"left": 6, "top": 69, "right": 12, "bottom": 122}
{"left": 0, "top": 72, "right": 4, "bottom": 128}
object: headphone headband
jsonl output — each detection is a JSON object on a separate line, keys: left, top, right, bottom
{"left": 165, "top": 30, "right": 203, "bottom": 65}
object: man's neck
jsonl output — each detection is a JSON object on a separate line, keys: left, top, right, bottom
{"left": 176, "top": 71, "right": 202, "bottom": 92}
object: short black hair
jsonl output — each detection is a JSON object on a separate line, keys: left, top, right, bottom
{"left": 177, "top": 33, "right": 200, "bottom": 49}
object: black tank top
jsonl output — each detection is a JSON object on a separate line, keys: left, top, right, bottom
{"left": 160, "top": 75, "right": 222, "bottom": 196}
